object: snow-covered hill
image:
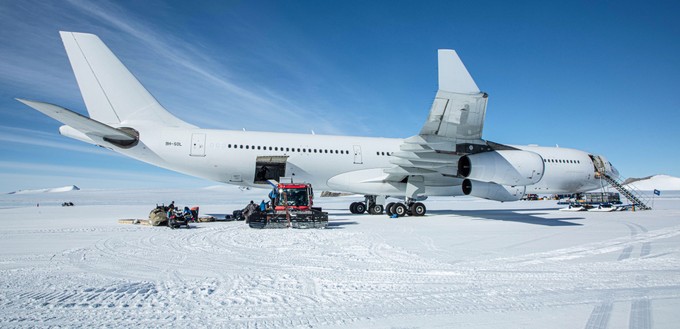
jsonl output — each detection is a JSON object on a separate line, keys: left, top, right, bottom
{"left": 8, "top": 185, "right": 80, "bottom": 194}
{"left": 624, "top": 175, "right": 680, "bottom": 191}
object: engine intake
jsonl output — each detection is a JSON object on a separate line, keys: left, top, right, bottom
{"left": 458, "top": 150, "right": 544, "bottom": 186}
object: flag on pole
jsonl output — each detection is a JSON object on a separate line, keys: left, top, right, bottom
{"left": 654, "top": 189, "right": 661, "bottom": 196}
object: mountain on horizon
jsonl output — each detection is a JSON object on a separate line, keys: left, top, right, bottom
{"left": 623, "top": 175, "right": 680, "bottom": 191}
{"left": 8, "top": 185, "right": 80, "bottom": 195}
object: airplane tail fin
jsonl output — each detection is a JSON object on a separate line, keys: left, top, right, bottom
{"left": 418, "top": 50, "right": 488, "bottom": 145}
{"left": 437, "top": 49, "right": 479, "bottom": 94}
{"left": 59, "top": 31, "right": 194, "bottom": 128}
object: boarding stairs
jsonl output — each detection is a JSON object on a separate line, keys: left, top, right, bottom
{"left": 599, "top": 173, "right": 652, "bottom": 210}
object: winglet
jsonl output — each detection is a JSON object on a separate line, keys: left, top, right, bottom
{"left": 438, "top": 50, "right": 479, "bottom": 94}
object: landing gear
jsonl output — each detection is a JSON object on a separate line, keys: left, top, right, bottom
{"left": 391, "top": 203, "right": 408, "bottom": 217}
{"left": 386, "top": 201, "right": 426, "bottom": 218}
{"left": 348, "top": 194, "right": 427, "bottom": 217}
{"left": 368, "top": 204, "right": 384, "bottom": 215}
{"left": 349, "top": 202, "right": 366, "bottom": 214}
{"left": 350, "top": 195, "right": 386, "bottom": 215}
{"left": 410, "top": 202, "right": 426, "bottom": 216}
{"left": 385, "top": 202, "right": 395, "bottom": 216}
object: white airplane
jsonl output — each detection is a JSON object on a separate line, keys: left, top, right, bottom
{"left": 18, "top": 31, "right": 620, "bottom": 216}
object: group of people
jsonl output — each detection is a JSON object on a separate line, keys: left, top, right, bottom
{"left": 242, "top": 198, "right": 276, "bottom": 222}
{"left": 166, "top": 201, "right": 196, "bottom": 222}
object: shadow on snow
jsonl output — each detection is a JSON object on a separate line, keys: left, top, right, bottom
{"left": 427, "top": 208, "right": 584, "bottom": 226}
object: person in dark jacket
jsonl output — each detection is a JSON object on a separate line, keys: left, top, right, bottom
{"left": 243, "top": 200, "right": 258, "bottom": 223}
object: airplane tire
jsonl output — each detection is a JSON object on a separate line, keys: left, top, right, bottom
{"left": 369, "top": 204, "right": 383, "bottom": 215}
{"left": 354, "top": 202, "right": 366, "bottom": 214}
{"left": 349, "top": 202, "right": 357, "bottom": 214}
{"left": 410, "top": 202, "right": 426, "bottom": 216}
{"left": 366, "top": 206, "right": 375, "bottom": 215}
{"left": 392, "top": 203, "right": 407, "bottom": 217}
{"left": 385, "top": 202, "right": 395, "bottom": 216}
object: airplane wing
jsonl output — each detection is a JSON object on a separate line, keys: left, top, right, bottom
{"left": 386, "top": 50, "right": 490, "bottom": 183}
{"left": 16, "top": 99, "right": 138, "bottom": 147}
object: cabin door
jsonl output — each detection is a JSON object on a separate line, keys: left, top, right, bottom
{"left": 353, "top": 145, "right": 363, "bottom": 164}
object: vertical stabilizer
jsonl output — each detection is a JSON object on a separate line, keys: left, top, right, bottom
{"left": 419, "top": 50, "right": 487, "bottom": 145}
{"left": 437, "top": 49, "right": 479, "bottom": 94}
{"left": 60, "top": 31, "right": 193, "bottom": 127}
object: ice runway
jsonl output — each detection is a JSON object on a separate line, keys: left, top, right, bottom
{"left": 0, "top": 188, "right": 679, "bottom": 328}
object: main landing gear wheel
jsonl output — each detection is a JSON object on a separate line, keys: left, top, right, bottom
{"left": 385, "top": 202, "right": 395, "bottom": 216}
{"left": 350, "top": 202, "right": 366, "bottom": 214}
{"left": 410, "top": 202, "right": 426, "bottom": 216}
{"left": 368, "top": 204, "right": 384, "bottom": 215}
{"left": 391, "top": 203, "right": 408, "bottom": 217}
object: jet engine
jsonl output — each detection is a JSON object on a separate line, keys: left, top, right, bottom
{"left": 458, "top": 150, "right": 544, "bottom": 186}
{"left": 461, "top": 179, "right": 526, "bottom": 202}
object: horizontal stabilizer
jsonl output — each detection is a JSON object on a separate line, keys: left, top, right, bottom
{"left": 16, "top": 99, "right": 138, "bottom": 147}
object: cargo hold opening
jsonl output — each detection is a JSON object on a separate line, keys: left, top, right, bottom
{"left": 254, "top": 156, "right": 288, "bottom": 184}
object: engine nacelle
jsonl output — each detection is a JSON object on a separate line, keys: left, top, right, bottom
{"left": 458, "top": 150, "right": 544, "bottom": 186}
{"left": 461, "top": 179, "right": 526, "bottom": 202}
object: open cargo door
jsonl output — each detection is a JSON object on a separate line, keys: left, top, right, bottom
{"left": 254, "top": 156, "right": 288, "bottom": 184}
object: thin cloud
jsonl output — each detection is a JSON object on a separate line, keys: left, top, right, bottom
{"left": 0, "top": 125, "right": 116, "bottom": 156}
{"left": 62, "top": 0, "right": 366, "bottom": 135}
{"left": 0, "top": 161, "right": 207, "bottom": 186}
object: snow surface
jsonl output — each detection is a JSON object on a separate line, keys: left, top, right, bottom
{"left": 0, "top": 186, "right": 679, "bottom": 328}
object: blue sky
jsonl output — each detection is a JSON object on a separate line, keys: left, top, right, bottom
{"left": 1, "top": 0, "right": 678, "bottom": 192}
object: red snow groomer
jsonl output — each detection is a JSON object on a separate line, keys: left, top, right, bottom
{"left": 248, "top": 182, "right": 328, "bottom": 229}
